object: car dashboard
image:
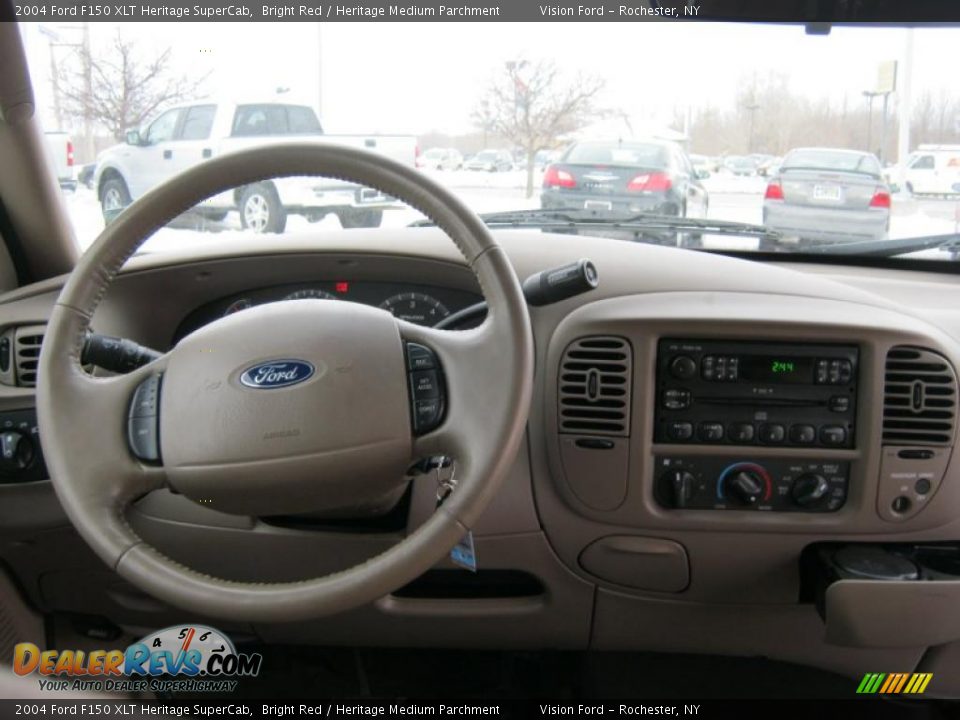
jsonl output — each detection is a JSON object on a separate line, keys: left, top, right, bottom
{"left": 3, "top": 227, "right": 960, "bottom": 688}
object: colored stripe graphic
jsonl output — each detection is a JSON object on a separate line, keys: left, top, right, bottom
{"left": 857, "top": 672, "right": 932, "bottom": 694}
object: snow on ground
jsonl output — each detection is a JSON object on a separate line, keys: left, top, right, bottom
{"left": 65, "top": 173, "right": 959, "bottom": 256}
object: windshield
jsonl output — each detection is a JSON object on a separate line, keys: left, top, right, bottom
{"left": 19, "top": 21, "right": 960, "bottom": 261}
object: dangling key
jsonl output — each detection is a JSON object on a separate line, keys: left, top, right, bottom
{"left": 433, "top": 462, "right": 477, "bottom": 572}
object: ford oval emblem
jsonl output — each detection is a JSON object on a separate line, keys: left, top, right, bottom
{"left": 240, "top": 360, "right": 315, "bottom": 389}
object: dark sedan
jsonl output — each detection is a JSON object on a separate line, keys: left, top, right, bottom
{"left": 541, "top": 139, "right": 709, "bottom": 222}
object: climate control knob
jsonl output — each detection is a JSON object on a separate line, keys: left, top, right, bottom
{"left": 725, "top": 471, "right": 764, "bottom": 506}
{"left": 791, "top": 473, "right": 830, "bottom": 508}
{"left": 658, "top": 469, "right": 696, "bottom": 508}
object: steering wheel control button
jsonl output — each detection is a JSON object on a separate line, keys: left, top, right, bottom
{"left": 697, "top": 422, "right": 724, "bottom": 442}
{"left": 411, "top": 370, "right": 441, "bottom": 400}
{"left": 789, "top": 424, "right": 816, "bottom": 444}
{"left": 405, "top": 344, "right": 445, "bottom": 435}
{"left": 819, "top": 425, "right": 848, "bottom": 446}
{"left": 759, "top": 423, "right": 786, "bottom": 444}
{"left": 127, "top": 374, "right": 162, "bottom": 463}
{"left": 727, "top": 422, "right": 755, "bottom": 443}
{"left": 414, "top": 399, "right": 442, "bottom": 433}
{"left": 406, "top": 343, "right": 436, "bottom": 371}
{"left": 129, "top": 373, "right": 161, "bottom": 417}
{"left": 666, "top": 421, "right": 694, "bottom": 441}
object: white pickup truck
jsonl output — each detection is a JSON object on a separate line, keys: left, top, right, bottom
{"left": 43, "top": 131, "right": 76, "bottom": 192}
{"left": 93, "top": 101, "right": 417, "bottom": 232}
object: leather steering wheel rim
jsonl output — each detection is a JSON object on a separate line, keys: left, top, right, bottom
{"left": 37, "top": 144, "right": 533, "bottom": 621}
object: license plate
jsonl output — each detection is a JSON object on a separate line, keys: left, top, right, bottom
{"left": 584, "top": 200, "right": 612, "bottom": 211}
{"left": 812, "top": 184, "right": 842, "bottom": 201}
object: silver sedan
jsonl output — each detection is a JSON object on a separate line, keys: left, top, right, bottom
{"left": 762, "top": 148, "right": 891, "bottom": 245}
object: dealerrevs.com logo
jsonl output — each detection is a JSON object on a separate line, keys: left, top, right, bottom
{"left": 13, "top": 624, "right": 262, "bottom": 693}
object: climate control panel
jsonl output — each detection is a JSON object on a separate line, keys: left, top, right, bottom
{"left": 654, "top": 455, "right": 849, "bottom": 512}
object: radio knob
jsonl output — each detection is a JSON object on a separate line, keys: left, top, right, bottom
{"left": 791, "top": 473, "right": 830, "bottom": 508}
{"left": 725, "top": 470, "right": 764, "bottom": 506}
{"left": 669, "top": 355, "right": 697, "bottom": 380}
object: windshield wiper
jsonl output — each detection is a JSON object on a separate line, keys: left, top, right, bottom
{"left": 411, "top": 209, "right": 782, "bottom": 241}
{"left": 802, "top": 232, "right": 960, "bottom": 257}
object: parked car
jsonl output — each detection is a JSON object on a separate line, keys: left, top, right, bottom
{"left": 77, "top": 162, "right": 96, "bottom": 190}
{"left": 464, "top": 149, "right": 513, "bottom": 172}
{"left": 762, "top": 147, "right": 890, "bottom": 245}
{"left": 535, "top": 149, "right": 561, "bottom": 170}
{"left": 42, "top": 131, "right": 76, "bottom": 192}
{"left": 895, "top": 145, "right": 960, "bottom": 196}
{"left": 724, "top": 155, "right": 759, "bottom": 176}
{"left": 94, "top": 101, "right": 417, "bottom": 231}
{"left": 541, "top": 138, "right": 709, "bottom": 220}
{"left": 689, "top": 153, "right": 712, "bottom": 178}
{"left": 416, "top": 147, "right": 463, "bottom": 171}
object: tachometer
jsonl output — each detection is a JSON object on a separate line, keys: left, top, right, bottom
{"left": 285, "top": 288, "right": 337, "bottom": 301}
{"left": 223, "top": 298, "right": 254, "bottom": 316}
{"left": 379, "top": 292, "right": 451, "bottom": 326}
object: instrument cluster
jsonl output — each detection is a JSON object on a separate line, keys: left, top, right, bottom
{"left": 174, "top": 281, "right": 483, "bottom": 342}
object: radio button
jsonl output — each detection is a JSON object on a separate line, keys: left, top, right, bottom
{"left": 667, "top": 421, "right": 694, "bottom": 441}
{"left": 662, "top": 388, "right": 691, "bottom": 410}
{"left": 789, "top": 424, "right": 817, "bottom": 444}
{"left": 701, "top": 356, "right": 715, "bottom": 380}
{"left": 727, "top": 422, "right": 755, "bottom": 443}
{"left": 759, "top": 423, "right": 786, "bottom": 444}
{"left": 820, "top": 425, "right": 847, "bottom": 446}
{"left": 829, "top": 395, "right": 851, "bottom": 413}
{"left": 698, "top": 422, "right": 724, "bottom": 442}
{"left": 670, "top": 355, "right": 697, "bottom": 380}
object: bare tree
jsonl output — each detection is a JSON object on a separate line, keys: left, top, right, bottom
{"left": 56, "top": 31, "right": 207, "bottom": 142}
{"left": 474, "top": 59, "right": 605, "bottom": 198}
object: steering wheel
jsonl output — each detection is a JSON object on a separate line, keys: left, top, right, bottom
{"left": 37, "top": 145, "right": 533, "bottom": 621}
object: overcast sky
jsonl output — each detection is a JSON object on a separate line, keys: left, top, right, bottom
{"left": 20, "top": 22, "right": 960, "bottom": 136}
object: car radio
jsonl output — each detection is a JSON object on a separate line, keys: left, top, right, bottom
{"left": 654, "top": 339, "right": 859, "bottom": 449}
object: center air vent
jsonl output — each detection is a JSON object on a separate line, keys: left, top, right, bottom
{"left": 559, "top": 336, "right": 632, "bottom": 436}
{"left": 883, "top": 346, "right": 957, "bottom": 446}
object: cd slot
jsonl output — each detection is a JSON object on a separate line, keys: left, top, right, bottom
{"left": 695, "top": 397, "right": 825, "bottom": 408}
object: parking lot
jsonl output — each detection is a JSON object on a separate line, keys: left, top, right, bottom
{"left": 65, "top": 168, "right": 960, "bottom": 255}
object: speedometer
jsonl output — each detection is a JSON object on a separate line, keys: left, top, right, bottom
{"left": 284, "top": 288, "right": 337, "bottom": 301}
{"left": 379, "top": 292, "right": 451, "bottom": 326}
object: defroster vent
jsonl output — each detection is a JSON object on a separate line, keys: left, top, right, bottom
{"left": 559, "top": 336, "right": 632, "bottom": 436}
{"left": 883, "top": 346, "right": 957, "bottom": 446}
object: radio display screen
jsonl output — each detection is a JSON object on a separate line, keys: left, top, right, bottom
{"left": 739, "top": 355, "right": 815, "bottom": 384}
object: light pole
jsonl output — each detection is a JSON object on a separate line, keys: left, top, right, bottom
{"left": 862, "top": 90, "right": 881, "bottom": 153}
{"left": 878, "top": 91, "right": 891, "bottom": 163}
{"left": 743, "top": 101, "right": 759, "bottom": 153}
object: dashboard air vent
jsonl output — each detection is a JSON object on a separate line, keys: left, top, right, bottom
{"left": 559, "top": 336, "right": 632, "bottom": 436}
{"left": 13, "top": 325, "right": 45, "bottom": 388}
{"left": 883, "top": 346, "right": 957, "bottom": 446}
